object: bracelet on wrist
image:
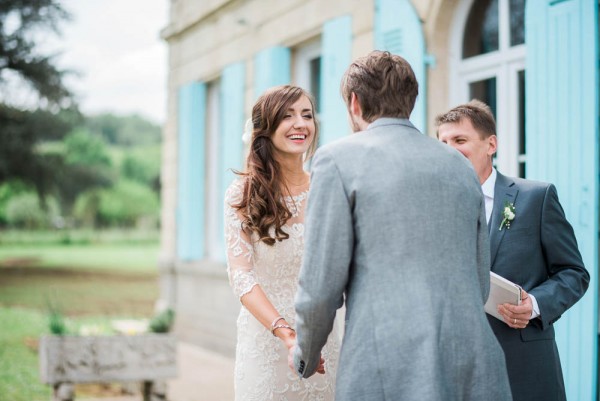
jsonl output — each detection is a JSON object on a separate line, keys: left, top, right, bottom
{"left": 270, "top": 316, "right": 285, "bottom": 335}
{"left": 272, "top": 324, "right": 295, "bottom": 336}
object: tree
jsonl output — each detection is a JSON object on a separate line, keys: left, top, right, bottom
{"left": 86, "top": 113, "right": 162, "bottom": 146}
{"left": 0, "top": 105, "right": 80, "bottom": 199}
{"left": 75, "top": 180, "right": 159, "bottom": 228}
{"left": 0, "top": 179, "right": 29, "bottom": 225}
{"left": 0, "top": 0, "right": 78, "bottom": 199}
{"left": 0, "top": 0, "right": 73, "bottom": 109}
{"left": 52, "top": 129, "right": 114, "bottom": 214}
{"left": 64, "top": 129, "right": 112, "bottom": 166}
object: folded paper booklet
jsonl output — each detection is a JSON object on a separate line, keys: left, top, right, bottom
{"left": 484, "top": 272, "right": 522, "bottom": 321}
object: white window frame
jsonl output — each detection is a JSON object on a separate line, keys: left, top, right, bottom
{"left": 205, "top": 79, "right": 221, "bottom": 261}
{"left": 293, "top": 38, "right": 321, "bottom": 115}
{"left": 449, "top": 0, "right": 526, "bottom": 177}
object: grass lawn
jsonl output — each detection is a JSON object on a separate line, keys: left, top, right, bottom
{"left": 0, "top": 243, "right": 159, "bottom": 273}
{"left": 0, "top": 234, "right": 161, "bottom": 400}
{"left": 0, "top": 307, "right": 51, "bottom": 401}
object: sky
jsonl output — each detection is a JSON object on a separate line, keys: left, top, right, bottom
{"left": 48, "top": 0, "right": 169, "bottom": 124}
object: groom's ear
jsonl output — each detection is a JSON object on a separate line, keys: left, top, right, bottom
{"left": 350, "top": 92, "right": 363, "bottom": 118}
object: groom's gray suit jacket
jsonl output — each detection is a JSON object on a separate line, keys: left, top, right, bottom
{"left": 294, "top": 118, "right": 512, "bottom": 401}
{"left": 487, "top": 172, "right": 589, "bottom": 401}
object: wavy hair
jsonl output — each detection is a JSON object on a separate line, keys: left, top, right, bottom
{"left": 233, "top": 85, "right": 319, "bottom": 245}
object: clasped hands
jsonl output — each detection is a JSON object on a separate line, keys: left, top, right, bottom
{"left": 497, "top": 288, "right": 533, "bottom": 329}
{"left": 287, "top": 344, "right": 326, "bottom": 376}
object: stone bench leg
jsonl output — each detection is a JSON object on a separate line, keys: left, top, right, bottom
{"left": 53, "top": 382, "right": 74, "bottom": 401}
{"left": 142, "top": 380, "right": 168, "bottom": 401}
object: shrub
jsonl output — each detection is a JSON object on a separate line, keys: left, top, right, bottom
{"left": 5, "top": 193, "right": 60, "bottom": 229}
{"left": 64, "top": 129, "right": 112, "bottom": 167}
{"left": 0, "top": 180, "right": 30, "bottom": 225}
{"left": 73, "top": 190, "right": 102, "bottom": 227}
{"left": 149, "top": 309, "right": 175, "bottom": 333}
{"left": 121, "top": 154, "right": 158, "bottom": 186}
{"left": 97, "top": 180, "right": 159, "bottom": 227}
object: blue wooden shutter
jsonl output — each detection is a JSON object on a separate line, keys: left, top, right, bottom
{"left": 319, "top": 15, "right": 352, "bottom": 144}
{"left": 177, "top": 82, "right": 207, "bottom": 261}
{"left": 526, "top": 1, "right": 599, "bottom": 399}
{"left": 218, "top": 62, "right": 246, "bottom": 262}
{"left": 374, "top": 0, "right": 428, "bottom": 134}
{"left": 254, "top": 46, "right": 291, "bottom": 97}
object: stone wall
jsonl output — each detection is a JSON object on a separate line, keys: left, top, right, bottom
{"left": 159, "top": 0, "right": 459, "bottom": 355}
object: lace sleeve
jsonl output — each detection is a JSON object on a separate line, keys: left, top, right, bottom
{"left": 224, "top": 180, "right": 258, "bottom": 299}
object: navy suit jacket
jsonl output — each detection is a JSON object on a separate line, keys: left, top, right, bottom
{"left": 487, "top": 171, "right": 589, "bottom": 401}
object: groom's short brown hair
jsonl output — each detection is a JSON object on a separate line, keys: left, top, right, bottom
{"left": 340, "top": 50, "right": 418, "bottom": 123}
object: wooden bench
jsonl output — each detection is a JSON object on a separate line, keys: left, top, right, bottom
{"left": 39, "top": 334, "right": 178, "bottom": 401}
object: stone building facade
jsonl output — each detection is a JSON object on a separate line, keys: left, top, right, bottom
{"left": 159, "top": 1, "right": 598, "bottom": 398}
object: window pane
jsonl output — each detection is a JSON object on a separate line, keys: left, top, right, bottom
{"left": 463, "top": 0, "right": 499, "bottom": 58}
{"left": 205, "top": 80, "right": 221, "bottom": 260}
{"left": 469, "top": 77, "right": 497, "bottom": 118}
{"left": 518, "top": 70, "right": 526, "bottom": 177}
{"left": 509, "top": 0, "right": 525, "bottom": 46}
{"left": 310, "top": 56, "right": 321, "bottom": 113}
{"left": 518, "top": 70, "right": 526, "bottom": 155}
{"left": 519, "top": 162, "right": 526, "bottom": 178}
{"left": 470, "top": 77, "right": 497, "bottom": 159}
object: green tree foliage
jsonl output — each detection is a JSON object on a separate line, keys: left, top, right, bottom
{"left": 97, "top": 180, "right": 158, "bottom": 226}
{"left": 0, "top": 0, "right": 73, "bottom": 109}
{"left": 5, "top": 192, "right": 59, "bottom": 229}
{"left": 64, "top": 129, "right": 112, "bottom": 166}
{"left": 0, "top": 0, "right": 78, "bottom": 199}
{"left": 86, "top": 113, "right": 161, "bottom": 147}
{"left": 75, "top": 180, "right": 158, "bottom": 227}
{"left": 121, "top": 155, "right": 153, "bottom": 185}
{"left": 149, "top": 309, "right": 175, "bottom": 333}
{"left": 72, "top": 190, "right": 101, "bottom": 227}
{"left": 0, "top": 180, "right": 29, "bottom": 224}
{"left": 120, "top": 145, "right": 161, "bottom": 189}
{"left": 0, "top": 105, "right": 80, "bottom": 198}
{"left": 52, "top": 130, "right": 114, "bottom": 213}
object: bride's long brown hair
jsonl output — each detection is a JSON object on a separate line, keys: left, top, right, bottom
{"left": 233, "top": 85, "right": 319, "bottom": 245}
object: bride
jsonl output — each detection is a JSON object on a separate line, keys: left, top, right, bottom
{"left": 224, "top": 85, "right": 339, "bottom": 400}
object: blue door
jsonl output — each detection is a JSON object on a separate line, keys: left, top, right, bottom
{"left": 217, "top": 62, "right": 246, "bottom": 262}
{"left": 526, "top": 0, "right": 599, "bottom": 398}
{"left": 177, "top": 82, "right": 207, "bottom": 261}
{"left": 319, "top": 15, "right": 352, "bottom": 144}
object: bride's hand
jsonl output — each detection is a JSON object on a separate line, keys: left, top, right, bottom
{"left": 287, "top": 344, "right": 297, "bottom": 373}
{"left": 316, "top": 354, "right": 326, "bottom": 374}
{"left": 282, "top": 331, "right": 296, "bottom": 350}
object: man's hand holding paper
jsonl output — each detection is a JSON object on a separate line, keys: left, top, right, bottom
{"left": 498, "top": 289, "right": 533, "bottom": 329}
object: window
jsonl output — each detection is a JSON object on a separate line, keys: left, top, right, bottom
{"left": 293, "top": 39, "right": 322, "bottom": 115}
{"left": 450, "top": 0, "right": 526, "bottom": 177}
{"left": 205, "top": 79, "right": 221, "bottom": 260}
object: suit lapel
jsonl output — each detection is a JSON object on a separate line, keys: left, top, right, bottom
{"left": 489, "top": 172, "right": 519, "bottom": 267}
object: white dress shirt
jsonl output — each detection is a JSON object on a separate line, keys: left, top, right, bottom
{"left": 481, "top": 168, "right": 496, "bottom": 225}
{"left": 482, "top": 168, "right": 539, "bottom": 320}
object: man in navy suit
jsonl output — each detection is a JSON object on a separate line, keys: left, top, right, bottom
{"left": 436, "top": 99, "right": 589, "bottom": 401}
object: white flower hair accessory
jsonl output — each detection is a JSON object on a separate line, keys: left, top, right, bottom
{"left": 242, "top": 118, "right": 253, "bottom": 144}
{"left": 498, "top": 201, "right": 516, "bottom": 231}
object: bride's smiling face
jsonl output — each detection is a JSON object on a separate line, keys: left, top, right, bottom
{"left": 271, "top": 95, "right": 315, "bottom": 158}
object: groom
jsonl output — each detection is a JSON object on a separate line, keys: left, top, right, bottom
{"left": 289, "top": 51, "right": 512, "bottom": 400}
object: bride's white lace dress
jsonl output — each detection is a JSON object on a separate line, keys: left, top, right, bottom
{"left": 224, "top": 179, "right": 339, "bottom": 401}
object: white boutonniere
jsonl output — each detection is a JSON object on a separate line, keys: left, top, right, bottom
{"left": 242, "top": 118, "right": 253, "bottom": 144}
{"left": 498, "top": 201, "right": 516, "bottom": 231}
